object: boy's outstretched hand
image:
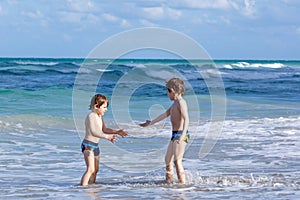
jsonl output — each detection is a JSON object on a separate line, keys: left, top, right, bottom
{"left": 116, "top": 129, "right": 128, "bottom": 138}
{"left": 108, "top": 135, "right": 118, "bottom": 143}
{"left": 139, "top": 120, "right": 151, "bottom": 127}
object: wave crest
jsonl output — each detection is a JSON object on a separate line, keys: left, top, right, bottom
{"left": 223, "top": 62, "right": 285, "bottom": 69}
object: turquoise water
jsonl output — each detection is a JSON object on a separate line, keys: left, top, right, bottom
{"left": 0, "top": 58, "right": 300, "bottom": 199}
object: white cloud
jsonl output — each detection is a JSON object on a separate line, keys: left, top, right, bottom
{"left": 60, "top": 11, "right": 100, "bottom": 25}
{"left": 102, "top": 13, "right": 119, "bottom": 23}
{"left": 22, "top": 10, "right": 43, "bottom": 19}
{"left": 139, "top": 19, "right": 158, "bottom": 27}
{"left": 176, "top": 0, "right": 231, "bottom": 9}
{"left": 20, "top": 9, "right": 51, "bottom": 28}
{"left": 142, "top": 5, "right": 182, "bottom": 20}
{"left": 143, "top": 7, "right": 164, "bottom": 20}
{"left": 102, "top": 13, "right": 131, "bottom": 27}
{"left": 0, "top": 0, "right": 299, "bottom": 59}
{"left": 66, "top": 0, "right": 98, "bottom": 12}
{"left": 226, "top": 0, "right": 257, "bottom": 18}
{"left": 166, "top": 7, "right": 182, "bottom": 20}
{"left": 85, "top": 13, "right": 100, "bottom": 24}
{"left": 191, "top": 14, "right": 220, "bottom": 25}
{"left": 59, "top": 0, "right": 100, "bottom": 25}
{"left": 243, "top": 0, "right": 256, "bottom": 17}
{"left": 120, "top": 19, "right": 130, "bottom": 27}
{"left": 172, "top": 0, "right": 257, "bottom": 18}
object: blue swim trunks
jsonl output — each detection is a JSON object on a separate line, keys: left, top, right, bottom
{"left": 171, "top": 131, "right": 190, "bottom": 143}
{"left": 81, "top": 139, "right": 100, "bottom": 156}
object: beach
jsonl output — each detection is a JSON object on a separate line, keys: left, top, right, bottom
{"left": 0, "top": 58, "right": 299, "bottom": 199}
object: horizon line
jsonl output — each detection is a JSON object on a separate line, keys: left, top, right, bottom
{"left": 0, "top": 57, "right": 299, "bottom": 61}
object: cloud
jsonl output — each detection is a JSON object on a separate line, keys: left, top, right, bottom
{"left": 120, "top": 19, "right": 130, "bottom": 27}
{"left": 139, "top": 19, "right": 158, "bottom": 27}
{"left": 19, "top": 9, "right": 52, "bottom": 28}
{"left": 102, "top": 13, "right": 131, "bottom": 27}
{"left": 0, "top": 0, "right": 299, "bottom": 59}
{"left": 142, "top": 5, "right": 182, "bottom": 20}
{"left": 22, "top": 10, "right": 43, "bottom": 19}
{"left": 228, "top": 0, "right": 257, "bottom": 18}
{"left": 59, "top": 0, "right": 101, "bottom": 25}
{"left": 175, "top": 0, "right": 231, "bottom": 9}
{"left": 142, "top": 7, "right": 164, "bottom": 20}
{"left": 166, "top": 7, "right": 182, "bottom": 20}
{"left": 102, "top": 13, "right": 119, "bottom": 23}
{"left": 243, "top": 0, "right": 256, "bottom": 17}
{"left": 171, "top": 0, "right": 257, "bottom": 19}
{"left": 60, "top": 7, "right": 100, "bottom": 25}
{"left": 66, "top": 0, "right": 98, "bottom": 12}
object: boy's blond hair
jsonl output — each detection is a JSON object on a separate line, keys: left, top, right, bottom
{"left": 166, "top": 78, "right": 185, "bottom": 95}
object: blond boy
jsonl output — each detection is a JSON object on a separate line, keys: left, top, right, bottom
{"left": 140, "top": 78, "right": 189, "bottom": 184}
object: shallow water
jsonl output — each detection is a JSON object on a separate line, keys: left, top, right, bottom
{"left": 1, "top": 58, "right": 300, "bottom": 199}
{"left": 0, "top": 114, "right": 299, "bottom": 199}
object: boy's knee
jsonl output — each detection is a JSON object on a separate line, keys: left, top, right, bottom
{"left": 87, "top": 167, "right": 95, "bottom": 174}
{"left": 174, "top": 159, "right": 182, "bottom": 167}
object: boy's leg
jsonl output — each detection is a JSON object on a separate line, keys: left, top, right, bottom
{"left": 165, "top": 141, "right": 174, "bottom": 183}
{"left": 174, "top": 141, "right": 187, "bottom": 184}
{"left": 89, "top": 156, "right": 99, "bottom": 184}
{"left": 80, "top": 150, "right": 95, "bottom": 186}
{"left": 174, "top": 158, "right": 185, "bottom": 184}
{"left": 165, "top": 164, "right": 174, "bottom": 184}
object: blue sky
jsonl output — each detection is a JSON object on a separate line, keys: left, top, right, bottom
{"left": 0, "top": 0, "right": 299, "bottom": 59}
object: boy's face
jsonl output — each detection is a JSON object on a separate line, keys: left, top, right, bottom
{"left": 167, "top": 88, "right": 175, "bottom": 100}
{"left": 95, "top": 102, "right": 108, "bottom": 116}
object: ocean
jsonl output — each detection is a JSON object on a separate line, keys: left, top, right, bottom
{"left": 0, "top": 58, "right": 299, "bottom": 199}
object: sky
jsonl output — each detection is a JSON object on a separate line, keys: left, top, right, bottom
{"left": 0, "top": 0, "right": 299, "bottom": 59}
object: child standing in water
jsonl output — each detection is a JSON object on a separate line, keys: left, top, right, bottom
{"left": 140, "top": 78, "right": 189, "bottom": 184}
{"left": 80, "top": 94, "right": 128, "bottom": 186}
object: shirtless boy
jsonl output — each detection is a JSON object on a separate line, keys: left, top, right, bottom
{"left": 80, "top": 94, "right": 128, "bottom": 186}
{"left": 140, "top": 78, "right": 189, "bottom": 184}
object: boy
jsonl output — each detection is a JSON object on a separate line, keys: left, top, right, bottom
{"left": 80, "top": 94, "right": 128, "bottom": 186}
{"left": 140, "top": 78, "right": 189, "bottom": 184}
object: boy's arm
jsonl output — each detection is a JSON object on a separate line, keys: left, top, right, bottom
{"left": 102, "top": 119, "right": 128, "bottom": 137}
{"left": 88, "top": 114, "right": 116, "bottom": 142}
{"left": 139, "top": 108, "right": 170, "bottom": 127}
{"left": 179, "top": 99, "right": 189, "bottom": 141}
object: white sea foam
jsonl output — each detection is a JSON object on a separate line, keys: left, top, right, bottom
{"left": 15, "top": 61, "right": 59, "bottom": 66}
{"left": 145, "top": 69, "right": 180, "bottom": 80}
{"left": 96, "top": 69, "right": 114, "bottom": 72}
{"left": 126, "top": 63, "right": 147, "bottom": 68}
{"left": 224, "top": 62, "right": 286, "bottom": 69}
{"left": 252, "top": 63, "right": 285, "bottom": 68}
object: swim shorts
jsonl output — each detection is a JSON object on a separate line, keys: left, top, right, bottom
{"left": 171, "top": 131, "right": 190, "bottom": 143}
{"left": 81, "top": 139, "right": 100, "bottom": 156}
